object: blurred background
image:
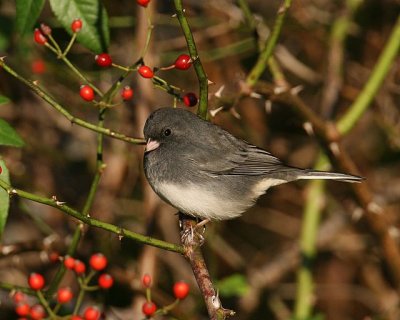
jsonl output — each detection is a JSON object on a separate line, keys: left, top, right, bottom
{"left": 0, "top": 0, "right": 400, "bottom": 319}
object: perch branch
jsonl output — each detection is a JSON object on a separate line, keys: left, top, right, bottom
{"left": 0, "top": 179, "right": 183, "bottom": 254}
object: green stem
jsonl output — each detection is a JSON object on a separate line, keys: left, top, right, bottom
{"left": 159, "top": 298, "right": 179, "bottom": 314}
{"left": 59, "top": 56, "right": 103, "bottom": 97}
{"left": 0, "top": 179, "right": 184, "bottom": 254}
{"left": 0, "top": 283, "right": 34, "bottom": 295}
{"left": 0, "top": 60, "right": 145, "bottom": 145}
{"left": 73, "top": 269, "right": 97, "bottom": 315}
{"left": 46, "top": 114, "right": 106, "bottom": 298}
{"left": 294, "top": 153, "right": 329, "bottom": 319}
{"left": 173, "top": 0, "right": 208, "bottom": 119}
{"left": 337, "top": 14, "right": 400, "bottom": 134}
{"left": 246, "top": 0, "right": 292, "bottom": 87}
{"left": 47, "top": 34, "right": 63, "bottom": 55}
{"left": 82, "top": 110, "right": 105, "bottom": 216}
{"left": 236, "top": 0, "right": 257, "bottom": 30}
{"left": 37, "top": 289, "right": 57, "bottom": 318}
{"left": 62, "top": 33, "right": 77, "bottom": 57}
{"left": 140, "top": 8, "right": 154, "bottom": 58}
{"left": 45, "top": 228, "right": 82, "bottom": 297}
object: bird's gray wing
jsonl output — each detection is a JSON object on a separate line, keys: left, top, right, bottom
{"left": 188, "top": 128, "right": 295, "bottom": 176}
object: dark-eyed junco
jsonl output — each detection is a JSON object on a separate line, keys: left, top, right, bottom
{"left": 143, "top": 107, "right": 362, "bottom": 220}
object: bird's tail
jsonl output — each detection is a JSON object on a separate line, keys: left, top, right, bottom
{"left": 296, "top": 169, "right": 364, "bottom": 183}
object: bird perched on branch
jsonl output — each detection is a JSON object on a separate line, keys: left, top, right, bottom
{"left": 143, "top": 107, "right": 362, "bottom": 221}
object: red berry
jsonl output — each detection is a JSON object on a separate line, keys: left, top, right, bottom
{"left": 183, "top": 92, "right": 198, "bottom": 107}
{"left": 48, "top": 251, "right": 59, "bottom": 263}
{"left": 28, "top": 273, "right": 45, "bottom": 291}
{"left": 173, "top": 281, "right": 189, "bottom": 300}
{"left": 98, "top": 273, "right": 114, "bottom": 289}
{"left": 71, "top": 19, "right": 83, "bottom": 33}
{"left": 79, "top": 85, "right": 95, "bottom": 102}
{"left": 13, "top": 291, "right": 26, "bottom": 303}
{"left": 83, "top": 306, "right": 101, "bottom": 320}
{"left": 95, "top": 53, "right": 112, "bottom": 67}
{"left": 34, "top": 29, "right": 47, "bottom": 45}
{"left": 64, "top": 255, "right": 76, "bottom": 269}
{"left": 142, "top": 274, "right": 152, "bottom": 288}
{"left": 57, "top": 287, "right": 73, "bottom": 304}
{"left": 121, "top": 86, "right": 134, "bottom": 100}
{"left": 74, "top": 259, "right": 86, "bottom": 274}
{"left": 174, "top": 54, "right": 192, "bottom": 70}
{"left": 31, "top": 59, "right": 46, "bottom": 74}
{"left": 142, "top": 301, "right": 156, "bottom": 316}
{"left": 15, "top": 303, "right": 30, "bottom": 316}
{"left": 138, "top": 65, "right": 154, "bottom": 78}
{"left": 89, "top": 253, "right": 107, "bottom": 271}
{"left": 137, "top": 0, "right": 150, "bottom": 7}
{"left": 30, "top": 304, "right": 46, "bottom": 320}
{"left": 0, "top": 166, "right": 2, "bottom": 174}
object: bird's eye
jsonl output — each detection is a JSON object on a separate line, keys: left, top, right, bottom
{"left": 164, "top": 128, "right": 171, "bottom": 136}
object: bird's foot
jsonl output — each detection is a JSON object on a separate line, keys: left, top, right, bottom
{"left": 179, "top": 214, "right": 209, "bottom": 248}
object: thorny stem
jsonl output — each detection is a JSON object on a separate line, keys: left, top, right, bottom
{"left": 0, "top": 179, "right": 183, "bottom": 254}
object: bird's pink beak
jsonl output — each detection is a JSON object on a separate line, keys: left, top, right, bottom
{"left": 145, "top": 138, "right": 160, "bottom": 152}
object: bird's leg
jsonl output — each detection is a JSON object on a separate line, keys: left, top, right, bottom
{"left": 179, "top": 213, "right": 208, "bottom": 247}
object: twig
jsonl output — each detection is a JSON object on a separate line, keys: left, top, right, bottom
{"left": 337, "top": 14, "right": 400, "bottom": 135}
{"left": 0, "top": 59, "right": 145, "bottom": 145}
{"left": 246, "top": 0, "right": 292, "bottom": 87}
{"left": 294, "top": 154, "right": 329, "bottom": 318}
{"left": 320, "top": 1, "right": 360, "bottom": 117}
{"left": 0, "top": 179, "right": 183, "bottom": 254}
{"left": 173, "top": 0, "right": 209, "bottom": 119}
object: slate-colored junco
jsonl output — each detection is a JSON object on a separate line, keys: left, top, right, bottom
{"left": 143, "top": 107, "right": 362, "bottom": 220}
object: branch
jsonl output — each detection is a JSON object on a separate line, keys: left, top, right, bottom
{"left": 173, "top": 0, "right": 209, "bottom": 119}
{"left": 0, "top": 179, "right": 183, "bottom": 254}
{"left": 245, "top": 0, "right": 292, "bottom": 87}
{"left": 0, "top": 58, "right": 145, "bottom": 145}
{"left": 337, "top": 14, "right": 400, "bottom": 134}
{"left": 179, "top": 215, "right": 235, "bottom": 320}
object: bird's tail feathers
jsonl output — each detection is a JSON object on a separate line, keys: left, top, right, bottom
{"left": 297, "top": 170, "right": 364, "bottom": 183}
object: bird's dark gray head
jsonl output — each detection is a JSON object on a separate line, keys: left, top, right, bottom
{"left": 143, "top": 107, "right": 209, "bottom": 153}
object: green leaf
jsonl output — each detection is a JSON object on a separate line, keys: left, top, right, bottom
{"left": 0, "top": 158, "right": 10, "bottom": 241}
{"left": 49, "top": 0, "right": 110, "bottom": 53}
{"left": 0, "top": 96, "right": 10, "bottom": 106}
{"left": 216, "top": 274, "right": 249, "bottom": 298}
{"left": 16, "top": 0, "right": 46, "bottom": 35}
{"left": 0, "top": 119, "right": 25, "bottom": 147}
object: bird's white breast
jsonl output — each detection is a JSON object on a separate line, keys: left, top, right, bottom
{"left": 155, "top": 182, "right": 249, "bottom": 220}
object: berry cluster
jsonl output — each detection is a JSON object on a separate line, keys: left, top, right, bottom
{"left": 33, "top": 16, "right": 198, "bottom": 109}
{"left": 12, "top": 253, "right": 113, "bottom": 319}
{"left": 141, "top": 274, "right": 190, "bottom": 318}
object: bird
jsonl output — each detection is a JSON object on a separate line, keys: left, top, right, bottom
{"left": 143, "top": 107, "right": 362, "bottom": 221}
